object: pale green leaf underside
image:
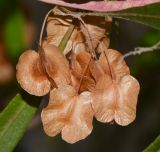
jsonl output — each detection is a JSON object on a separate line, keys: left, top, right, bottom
{"left": 110, "top": 3, "right": 160, "bottom": 30}
{"left": 0, "top": 94, "right": 37, "bottom": 152}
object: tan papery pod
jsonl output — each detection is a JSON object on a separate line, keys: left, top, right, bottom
{"left": 16, "top": 50, "right": 51, "bottom": 96}
{"left": 44, "top": 7, "right": 78, "bottom": 55}
{"left": 90, "top": 49, "right": 140, "bottom": 126}
{"left": 71, "top": 44, "right": 95, "bottom": 92}
{"left": 40, "top": 44, "right": 71, "bottom": 87}
{"left": 41, "top": 85, "right": 93, "bottom": 143}
{"left": 96, "top": 37, "right": 110, "bottom": 53}
{"left": 46, "top": 7, "right": 112, "bottom": 55}
{"left": 83, "top": 16, "right": 112, "bottom": 50}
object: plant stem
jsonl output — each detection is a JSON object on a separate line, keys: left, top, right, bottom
{"left": 123, "top": 40, "right": 160, "bottom": 58}
{"left": 39, "top": 9, "right": 53, "bottom": 46}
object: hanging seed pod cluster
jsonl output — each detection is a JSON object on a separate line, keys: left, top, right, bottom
{"left": 16, "top": 7, "right": 140, "bottom": 143}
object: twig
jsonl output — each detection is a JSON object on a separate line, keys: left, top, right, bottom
{"left": 79, "top": 18, "right": 97, "bottom": 59}
{"left": 39, "top": 9, "right": 53, "bottom": 46}
{"left": 123, "top": 41, "right": 160, "bottom": 58}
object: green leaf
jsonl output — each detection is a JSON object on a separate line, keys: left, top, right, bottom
{"left": 143, "top": 135, "right": 160, "bottom": 152}
{"left": 140, "top": 30, "right": 160, "bottom": 46}
{"left": 0, "top": 94, "right": 38, "bottom": 152}
{"left": 110, "top": 3, "right": 160, "bottom": 30}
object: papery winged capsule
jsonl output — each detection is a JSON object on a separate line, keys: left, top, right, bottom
{"left": 41, "top": 85, "right": 94, "bottom": 143}
{"left": 16, "top": 50, "right": 51, "bottom": 96}
{"left": 90, "top": 49, "right": 140, "bottom": 126}
{"left": 16, "top": 43, "right": 71, "bottom": 96}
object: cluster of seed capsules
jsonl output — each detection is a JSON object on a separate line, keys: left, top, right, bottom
{"left": 16, "top": 7, "right": 140, "bottom": 143}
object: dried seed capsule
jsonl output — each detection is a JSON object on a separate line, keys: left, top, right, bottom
{"left": 16, "top": 50, "right": 51, "bottom": 96}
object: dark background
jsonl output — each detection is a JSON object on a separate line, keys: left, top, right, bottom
{"left": 0, "top": 0, "right": 160, "bottom": 152}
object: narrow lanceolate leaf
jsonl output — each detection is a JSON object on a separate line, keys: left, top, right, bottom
{"left": 143, "top": 135, "right": 160, "bottom": 152}
{"left": 39, "top": 0, "right": 160, "bottom": 12}
{"left": 0, "top": 94, "right": 37, "bottom": 152}
{"left": 110, "top": 3, "right": 160, "bottom": 30}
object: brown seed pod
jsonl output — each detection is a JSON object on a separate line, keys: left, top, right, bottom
{"left": 83, "top": 16, "right": 111, "bottom": 50}
{"left": 45, "top": 7, "right": 78, "bottom": 55}
{"left": 41, "top": 44, "right": 71, "bottom": 87}
{"left": 71, "top": 45, "right": 91, "bottom": 76}
{"left": 41, "top": 85, "right": 93, "bottom": 143}
{"left": 96, "top": 37, "right": 110, "bottom": 53}
{"left": 16, "top": 50, "right": 51, "bottom": 96}
{"left": 46, "top": 17, "right": 70, "bottom": 46}
{"left": 92, "top": 75, "right": 140, "bottom": 126}
{"left": 90, "top": 49, "right": 140, "bottom": 126}
{"left": 46, "top": 7, "right": 112, "bottom": 55}
{"left": 89, "top": 60, "right": 105, "bottom": 82}
{"left": 71, "top": 46, "right": 95, "bottom": 92}
{"left": 99, "top": 49, "right": 130, "bottom": 80}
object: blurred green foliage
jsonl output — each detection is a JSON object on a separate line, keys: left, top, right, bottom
{"left": 132, "top": 30, "right": 160, "bottom": 74}
{"left": 0, "top": 0, "right": 18, "bottom": 22}
{"left": 4, "top": 10, "right": 26, "bottom": 60}
{"left": 141, "top": 30, "right": 160, "bottom": 46}
{"left": 114, "top": 3, "right": 160, "bottom": 30}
